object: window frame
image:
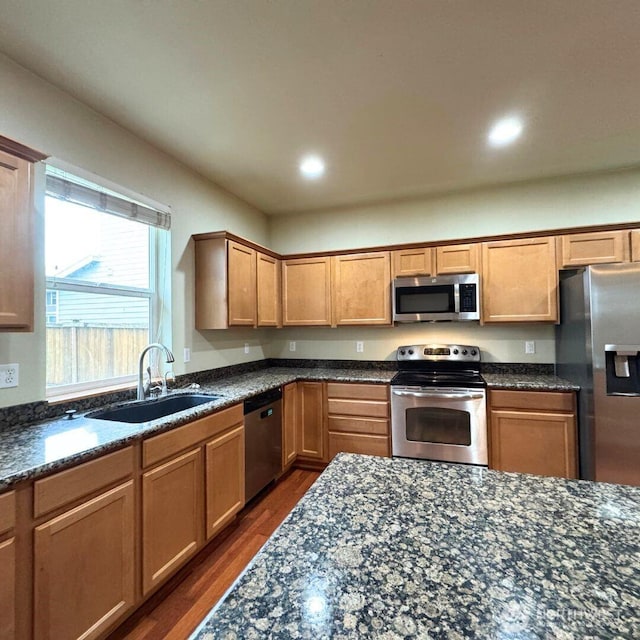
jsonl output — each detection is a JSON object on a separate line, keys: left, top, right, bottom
{"left": 44, "top": 165, "right": 170, "bottom": 400}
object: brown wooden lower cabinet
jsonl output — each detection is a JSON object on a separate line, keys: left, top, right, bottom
{"left": 326, "top": 383, "right": 390, "bottom": 460}
{"left": 489, "top": 390, "right": 577, "bottom": 478}
{"left": 282, "top": 382, "right": 298, "bottom": 469}
{"left": 205, "top": 424, "right": 245, "bottom": 539}
{"left": 328, "top": 432, "right": 389, "bottom": 459}
{"left": 142, "top": 449, "right": 204, "bottom": 595}
{"left": 0, "top": 537, "right": 15, "bottom": 640}
{"left": 297, "top": 382, "right": 326, "bottom": 461}
{"left": 33, "top": 481, "right": 136, "bottom": 640}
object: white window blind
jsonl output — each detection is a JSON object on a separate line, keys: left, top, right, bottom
{"left": 45, "top": 167, "right": 171, "bottom": 230}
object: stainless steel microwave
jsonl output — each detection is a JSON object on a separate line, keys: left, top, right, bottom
{"left": 392, "top": 274, "right": 480, "bottom": 322}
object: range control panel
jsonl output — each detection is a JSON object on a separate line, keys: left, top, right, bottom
{"left": 396, "top": 343, "right": 481, "bottom": 362}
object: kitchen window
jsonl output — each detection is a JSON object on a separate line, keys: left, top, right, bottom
{"left": 45, "top": 164, "right": 171, "bottom": 398}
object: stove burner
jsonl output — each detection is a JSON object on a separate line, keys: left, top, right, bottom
{"left": 392, "top": 343, "right": 485, "bottom": 389}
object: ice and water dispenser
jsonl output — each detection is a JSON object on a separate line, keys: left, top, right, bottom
{"left": 605, "top": 345, "right": 640, "bottom": 396}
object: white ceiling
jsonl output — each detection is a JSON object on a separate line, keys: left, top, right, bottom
{"left": 1, "top": 1, "right": 639, "bottom": 215}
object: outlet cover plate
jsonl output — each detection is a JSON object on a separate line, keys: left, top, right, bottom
{"left": 0, "top": 363, "right": 19, "bottom": 388}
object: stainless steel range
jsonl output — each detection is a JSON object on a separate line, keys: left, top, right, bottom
{"left": 390, "top": 344, "right": 488, "bottom": 465}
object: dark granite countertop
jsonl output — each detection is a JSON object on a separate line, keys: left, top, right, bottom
{"left": 483, "top": 373, "right": 579, "bottom": 391}
{"left": 0, "top": 366, "right": 577, "bottom": 491}
{"left": 191, "top": 453, "right": 640, "bottom": 640}
{"left": 0, "top": 367, "right": 391, "bottom": 490}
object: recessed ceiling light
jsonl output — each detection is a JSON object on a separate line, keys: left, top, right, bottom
{"left": 299, "top": 155, "right": 325, "bottom": 180}
{"left": 487, "top": 117, "right": 523, "bottom": 147}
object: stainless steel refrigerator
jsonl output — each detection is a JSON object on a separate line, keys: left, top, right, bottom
{"left": 556, "top": 263, "right": 640, "bottom": 486}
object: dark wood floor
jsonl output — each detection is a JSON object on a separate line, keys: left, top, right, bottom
{"left": 108, "top": 468, "right": 321, "bottom": 640}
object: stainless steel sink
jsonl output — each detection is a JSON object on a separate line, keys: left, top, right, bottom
{"left": 88, "top": 393, "right": 221, "bottom": 423}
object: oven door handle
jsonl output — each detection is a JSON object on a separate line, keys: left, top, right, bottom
{"left": 392, "top": 389, "right": 485, "bottom": 400}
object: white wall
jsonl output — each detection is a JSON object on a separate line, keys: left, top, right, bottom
{"left": 269, "top": 168, "right": 640, "bottom": 254}
{"left": 266, "top": 324, "right": 555, "bottom": 364}
{"left": 0, "top": 53, "right": 269, "bottom": 407}
{"left": 267, "top": 168, "right": 640, "bottom": 364}
{"left": 3, "top": 53, "right": 638, "bottom": 407}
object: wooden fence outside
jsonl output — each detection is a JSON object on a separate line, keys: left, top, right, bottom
{"left": 47, "top": 326, "right": 149, "bottom": 386}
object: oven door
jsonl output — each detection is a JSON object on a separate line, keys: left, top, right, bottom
{"left": 391, "top": 386, "right": 488, "bottom": 465}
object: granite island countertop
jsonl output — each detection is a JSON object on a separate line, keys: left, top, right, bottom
{"left": 191, "top": 453, "right": 640, "bottom": 640}
{"left": 0, "top": 366, "right": 577, "bottom": 490}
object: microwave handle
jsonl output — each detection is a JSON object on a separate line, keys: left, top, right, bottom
{"left": 392, "top": 389, "right": 484, "bottom": 400}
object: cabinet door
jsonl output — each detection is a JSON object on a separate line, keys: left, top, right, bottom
{"left": 194, "top": 237, "right": 228, "bottom": 329}
{"left": 34, "top": 481, "right": 135, "bottom": 640}
{"left": 282, "top": 382, "right": 298, "bottom": 468}
{"left": 282, "top": 257, "right": 332, "bottom": 326}
{"left": 0, "top": 538, "right": 15, "bottom": 640}
{"left": 256, "top": 252, "right": 281, "bottom": 327}
{"left": 297, "top": 382, "right": 325, "bottom": 460}
{"left": 489, "top": 409, "right": 577, "bottom": 478}
{"left": 332, "top": 252, "right": 391, "bottom": 326}
{"left": 435, "top": 243, "right": 478, "bottom": 274}
{"left": 227, "top": 240, "right": 257, "bottom": 326}
{"left": 205, "top": 425, "right": 245, "bottom": 539}
{"left": 142, "top": 449, "right": 203, "bottom": 595}
{"left": 392, "top": 248, "right": 433, "bottom": 276}
{"left": 558, "top": 230, "right": 629, "bottom": 268}
{"left": 481, "top": 237, "right": 558, "bottom": 322}
{"left": 631, "top": 230, "right": 640, "bottom": 262}
{"left": 0, "top": 150, "right": 33, "bottom": 330}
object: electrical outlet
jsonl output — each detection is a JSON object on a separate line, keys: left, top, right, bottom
{"left": 244, "top": 342, "right": 250, "bottom": 354}
{"left": 0, "top": 363, "right": 19, "bottom": 388}
{"left": 183, "top": 347, "right": 191, "bottom": 363}
{"left": 356, "top": 341, "right": 364, "bottom": 353}
{"left": 525, "top": 341, "right": 536, "bottom": 355}
{"left": 289, "top": 341, "right": 296, "bottom": 352}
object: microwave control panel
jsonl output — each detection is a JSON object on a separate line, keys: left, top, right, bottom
{"left": 459, "top": 283, "right": 477, "bottom": 312}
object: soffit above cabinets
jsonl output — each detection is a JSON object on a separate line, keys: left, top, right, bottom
{"left": 1, "top": 1, "right": 639, "bottom": 214}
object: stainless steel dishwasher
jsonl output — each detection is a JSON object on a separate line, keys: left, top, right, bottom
{"left": 244, "top": 387, "right": 283, "bottom": 502}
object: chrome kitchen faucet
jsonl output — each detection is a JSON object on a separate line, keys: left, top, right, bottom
{"left": 137, "top": 343, "right": 175, "bottom": 400}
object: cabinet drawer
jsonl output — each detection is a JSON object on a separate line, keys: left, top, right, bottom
{"left": 34, "top": 447, "right": 134, "bottom": 518}
{"left": 328, "top": 432, "right": 390, "bottom": 459}
{"left": 326, "top": 383, "right": 388, "bottom": 401}
{"left": 0, "top": 490, "right": 15, "bottom": 535}
{"left": 327, "top": 416, "right": 389, "bottom": 436}
{"left": 143, "top": 404, "right": 243, "bottom": 468}
{"left": 327, "top": 398, "right": 389, "bottom": 418}
{"left": 489, "top": 390, "right": 574, "bottom": 413}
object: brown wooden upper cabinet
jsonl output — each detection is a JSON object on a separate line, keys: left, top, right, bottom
{"left": 392, "top": 247, "right": 434, "bottom": 276}
{"left": 630, "top": 230, "right": 640, "bottom": 262}
{"left": 282, "top": 256, "right": 332, "bottom": 326}
{"left": 557, "top": 230, "right": 630, "bottom": 269}
{"left": 435, "top": 243, "right": 478, "bottom": 274}
{"left": 194, "top": 234, "right": 281, "bottom": 329}
{"left": 227, "top": 240, "right": 257, "bottom": 326}
{"left": 392, "top": 243, "right": 478, "bottom": 277}
{"left": 481, "top": 237, "right": 558, "bottom": 323}
{"left": 332, "top": 252, "right": 391, "bottom": 326}
{"left": 256, "top": 252, "right": 282, "bottom": 327}
{"left": 0, "top": 138, "right": 47, "bottom": 332}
